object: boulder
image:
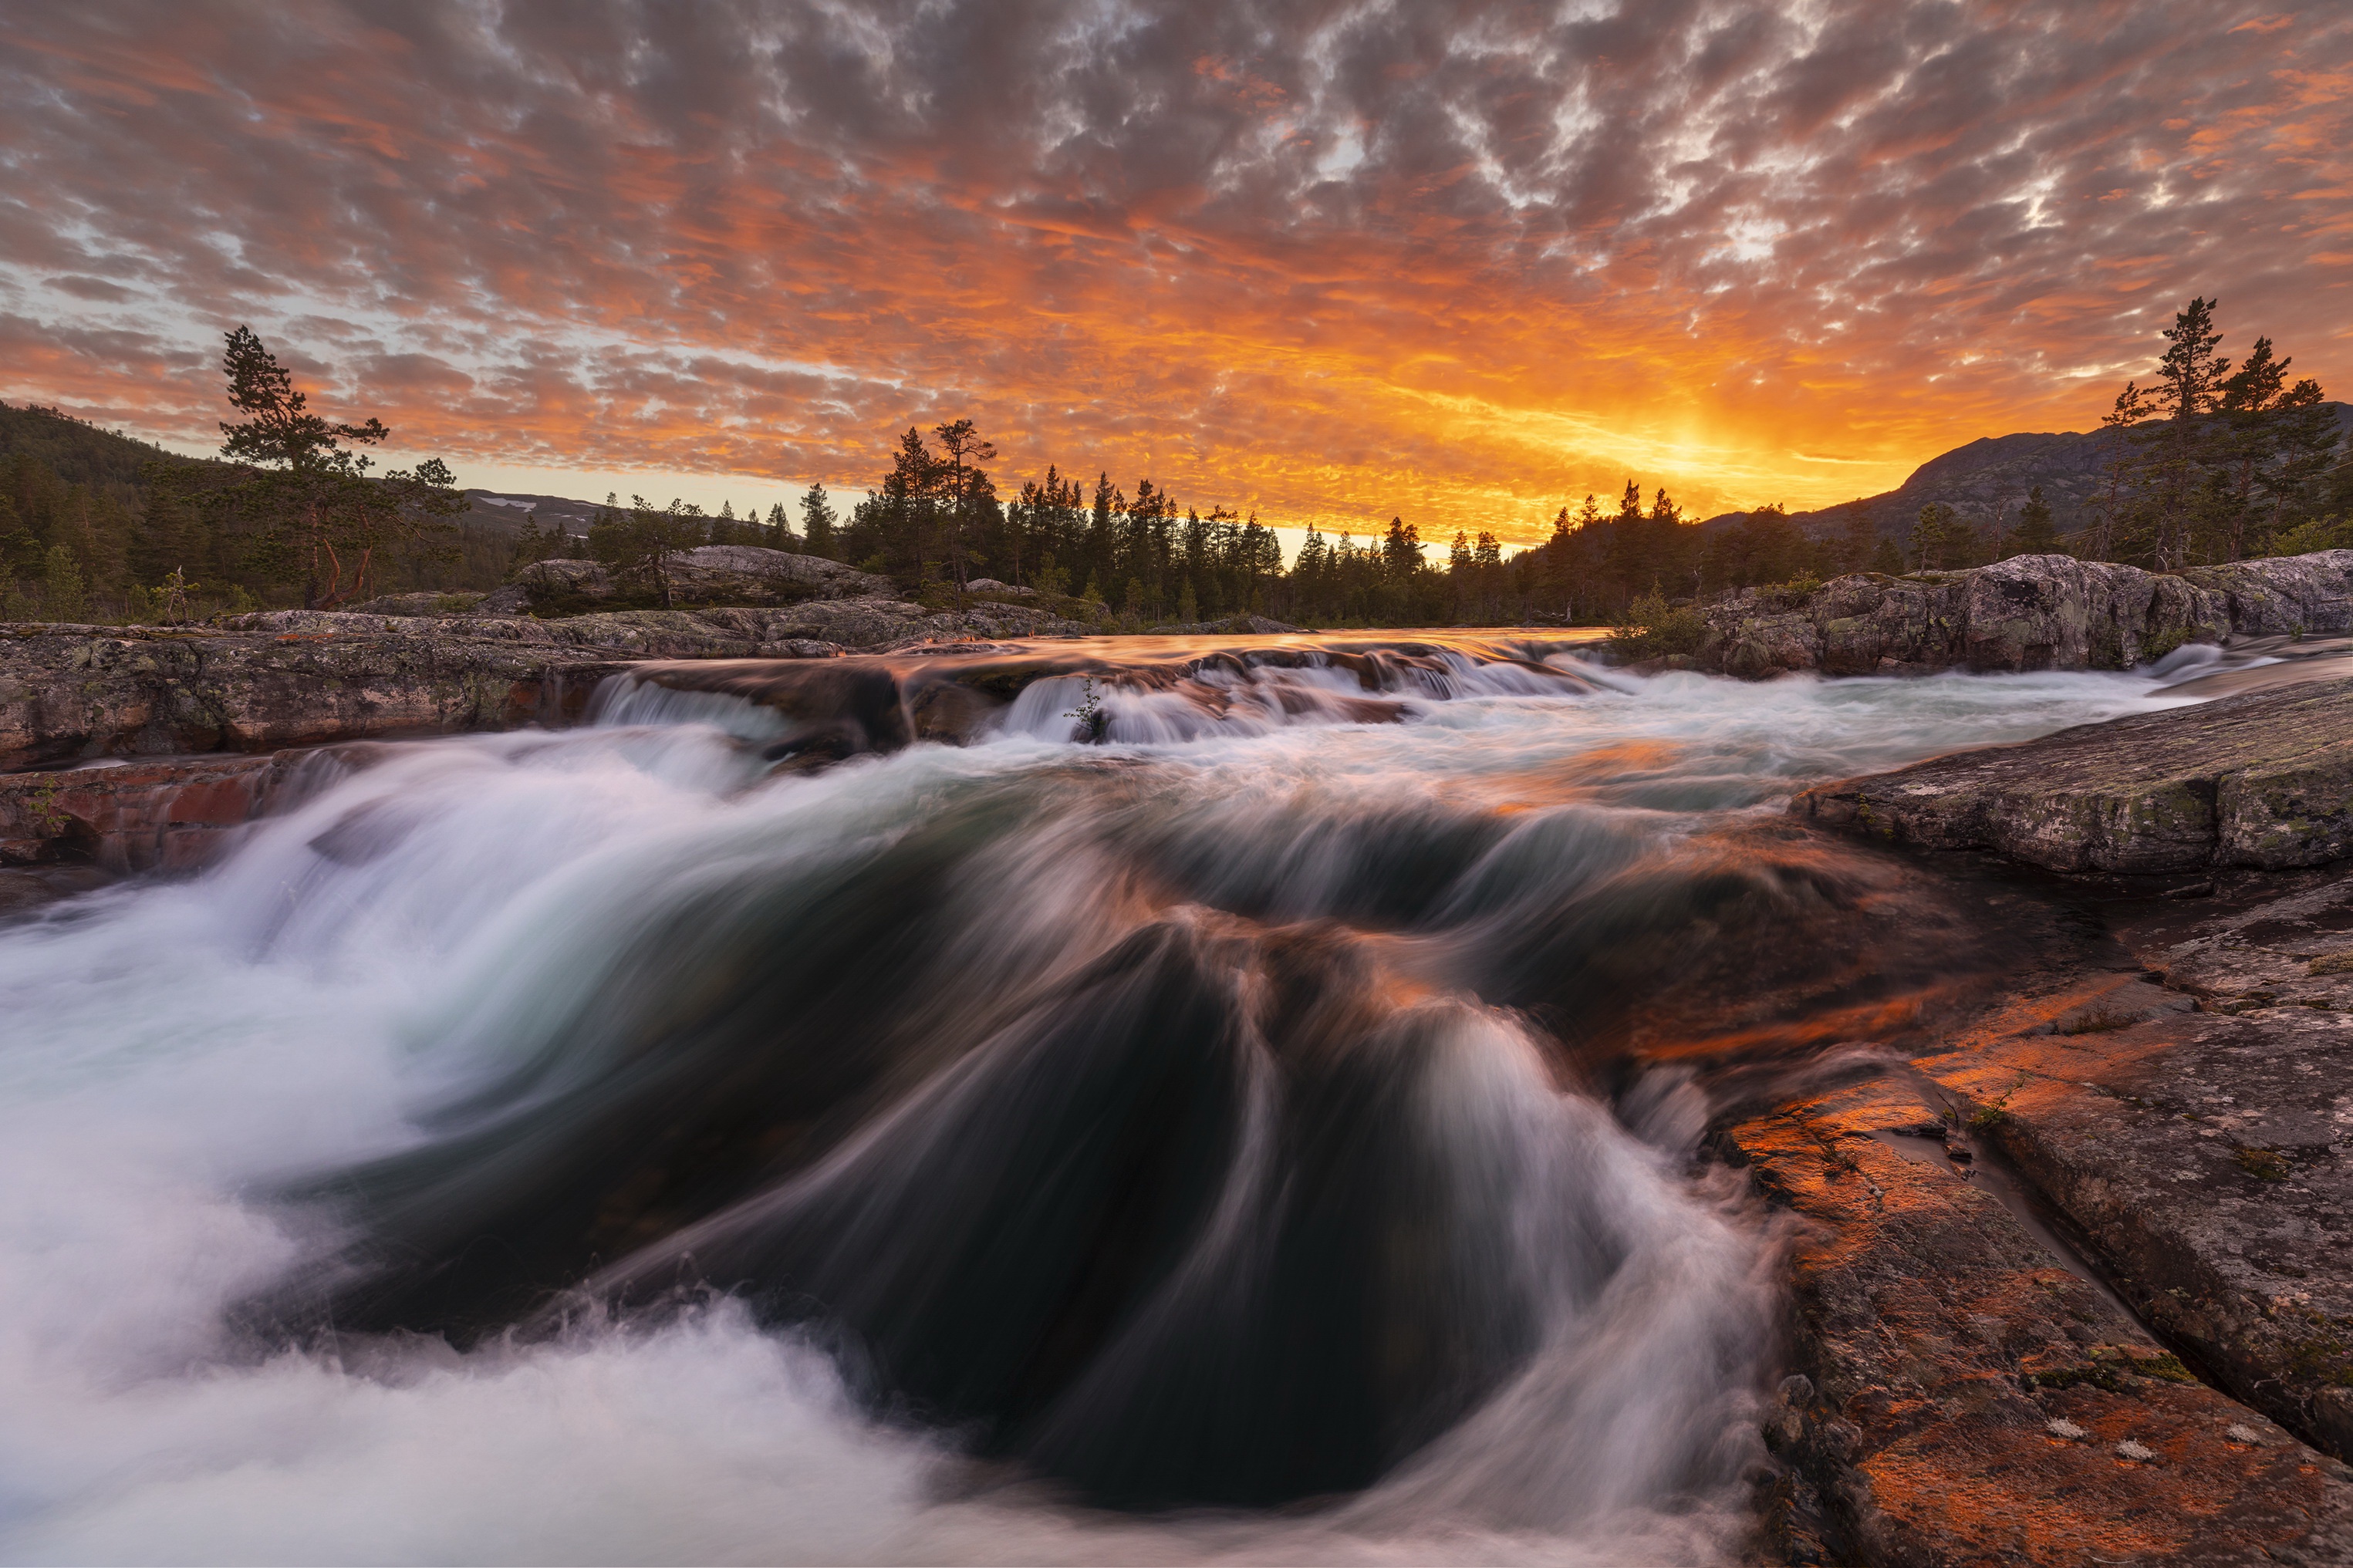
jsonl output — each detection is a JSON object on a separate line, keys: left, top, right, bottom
{"left": 1794, "top": 676, "right": 2353, "bottom": 872}
{"left": 515, "top": 550, "right": 896, "bottom": 611}
{"left": 0, "top": 595, "right": 1099, "bottom": 767}
{"left": 1696, "top": 550, "right": 2353, "bottom": 677}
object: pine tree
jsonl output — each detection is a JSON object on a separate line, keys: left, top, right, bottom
{"left": 39, "top": 543, "right": 85, "bottom": 621}
{"left": 204, "top": 326, "right": 461, "bottom": 605}
{"left": 2013, "top": 487, "right": 2060, "bottom": 555}
{"left": 1909, "top": 503, "right": 1960, "bottom": 570}
{"left": 1838, "top": 501, "right": 1877, "bottom": 574}
{"left": 2138, "top": 298, "right": 2232, "bottom": 568}
{"left": 798, "top": 483, "right": 839, "bottom": 559}
{"left": 765, "top": 501, "right": 800, "bottom": 551}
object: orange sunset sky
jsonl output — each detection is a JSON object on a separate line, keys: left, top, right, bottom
{"left": 4, "top": 1, "right": 2351, "bottom": 545}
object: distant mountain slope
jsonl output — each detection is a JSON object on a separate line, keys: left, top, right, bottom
{"left": 463, "top": 490, "right": 603, "bottom": 541}
{"left": 0, "top": 401, "right": 208, "bottom": 497}
{"left": 1707, "top": 402, "right": 2353, "bottom": 537}
{"left": 0, "top": 404, "right": 610, "bottom": 542}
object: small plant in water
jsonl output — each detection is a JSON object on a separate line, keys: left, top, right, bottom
{"left": 1969, "top": 1071, "right": 2030, "bottom": 1130}
{"left": 1064, "top": 676, "right": 1109, "bottom": 743}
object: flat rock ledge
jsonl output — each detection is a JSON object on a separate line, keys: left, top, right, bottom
{"left": 1723, "top": 864, "right": 2353, "bottom": 1566}
{"left": 1794, "top": 676, "right": 2353, "bottom": 873}
{"left": 1697, "top": 548, "right": 2353, "bottom": 678}
{"left": 0, "top": 598, "right": 1092, "bottom": 771}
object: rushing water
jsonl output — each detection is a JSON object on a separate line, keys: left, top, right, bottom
{"left": 0, "top": 639, "right": 2199, "bottom": 1565}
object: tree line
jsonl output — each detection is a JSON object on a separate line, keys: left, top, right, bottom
{"left": 0, "top": 329, "right": 472, "bottom": 622}
{"left": 5, "top": 300, "right": 2348, "bottom": 629}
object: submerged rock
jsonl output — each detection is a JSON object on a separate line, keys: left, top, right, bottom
{"left": 1696, "top": 549, "right": 2353, "bottom": 677}
{"left": 1795, "top": 676, "right": 2353, "bottom": 872}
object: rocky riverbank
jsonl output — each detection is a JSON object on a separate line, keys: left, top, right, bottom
{"left": 0, "top": 545, "right": 1100, "bottom": 771}
{"left": 1794, "top": 675, "right": 2353, "bottom": 873}
{"left": 1762, "top": 674, "right": 2353, "bottom": 1563}
{"left": 1693, "top": 548, "right": 2353, "bottom": 678}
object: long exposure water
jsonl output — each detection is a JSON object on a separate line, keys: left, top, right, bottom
{"left": 0, "top": 640, "right": 2200, "bottom": 1564}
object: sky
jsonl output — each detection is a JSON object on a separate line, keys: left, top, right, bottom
{"left": 3, "top": 1, "right": 2351, "bottom": 545}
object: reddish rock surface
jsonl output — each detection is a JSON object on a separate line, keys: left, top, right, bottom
{"left": 1724, "top": 1070, "right": 2353, "bottom": 1566}
{"left": 1912, "top": 873, "right": 2353, "bottom": 1465}
{"left": 0, "top": 745, "right": 384, "bottom": 874}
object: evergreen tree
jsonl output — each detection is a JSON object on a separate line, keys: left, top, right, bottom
{"left": 588, "top": 496, "right": 703, "bottom": 607}
{"left": 798, "top": 483, "right": 838, "bottom": 558}
{"left": 2012, "top": 487, "right": 2059, "bottom": 555}
{"left": 1909, "top": 502, "right": 1960, "bottom": 570}
{"left": 932, "top": 419, "right": 996, "bottom": 597}
{"left": 2137, "top": 298, "right": 2231, "bottom": 568}
{"left": 1838, "top": 501, "right": 1877, "bottom": 574}
{"left": 205, "top": 326, "right": 461, "bottom": 606}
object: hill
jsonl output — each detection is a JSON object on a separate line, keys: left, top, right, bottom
{"left": 0, "top": 401, "right": 208, "bottom": 499}
{"left": 1705, "top": 403, "right": 2353, "bottom": 538}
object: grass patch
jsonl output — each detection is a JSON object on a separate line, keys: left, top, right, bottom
{"left": 2026, "top": 1350, "right": 2199, "bottom": 1392}
{"left": 2310, "top": 952, "right": 2353, "bottom": 977}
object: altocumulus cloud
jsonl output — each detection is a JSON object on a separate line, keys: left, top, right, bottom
{"left": 1, "top": 0, "right": 2348, "bottom": 536}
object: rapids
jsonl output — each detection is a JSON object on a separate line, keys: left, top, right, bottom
{"left": 0, "top": 638, "right": 2199, "bottom": 1564}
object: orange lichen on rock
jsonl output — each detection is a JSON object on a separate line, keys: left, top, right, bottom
{"left": 1723, "top": 1071, "right": 2353, "bottom": 1565}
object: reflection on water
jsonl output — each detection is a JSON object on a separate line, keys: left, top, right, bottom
{"left": 0, "top": 637, "right": 2196, "bottom": 1564}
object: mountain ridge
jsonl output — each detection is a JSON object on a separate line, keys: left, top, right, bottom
{"left": 1702, "top": 402, "right": 2353, "bottom": 538}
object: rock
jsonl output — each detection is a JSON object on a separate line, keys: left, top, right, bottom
{"left": 1721, "top": 1071, "right": 2353, "bottom": 1564}
{"left": 514, "top": 558, "right": 613, "bottom": 602}
{"left": 1696, "top": 549, "right": 2353, "bottom": 678}
{"left": 1897, "top": 868, "right": 2353, "bottom": 1466}
{"left": 340, "top": 591, "right": 488, "bottom": 617}
{"left": 0, "top": 622, "right": 633, "bottom": 770}
{"left": 515, "top": 550, "right": 896, "bottom": 611}
{"left": 0, "top": 595, "right": 1102, "bottom": 767}
{"left": 0, "top": 862, "right": 114, "bottom": 920}
{"left": 1141, "top": 614, "right": 1307, "bottom": 635}
{"left": 1794, "top": 676, "right": 2353, "bottom": 872}
{"left": 0, "top": 744, "right": 384, "bottom": 872}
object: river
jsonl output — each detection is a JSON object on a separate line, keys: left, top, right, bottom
{"left": 0, "top": 637, "right": 2197, "bottom": 1563}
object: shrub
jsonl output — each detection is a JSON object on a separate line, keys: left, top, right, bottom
{"left": 1610, "top": 592, "right": 1707, "bottom": 659}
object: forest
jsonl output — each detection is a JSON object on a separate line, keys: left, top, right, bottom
{"left": 5, "top": 300, "right": 2349, "bottom": 629}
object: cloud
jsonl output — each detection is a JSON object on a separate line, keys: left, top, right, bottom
{"left": 0, "top": 0, "right": 2347, "bottom": 538}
